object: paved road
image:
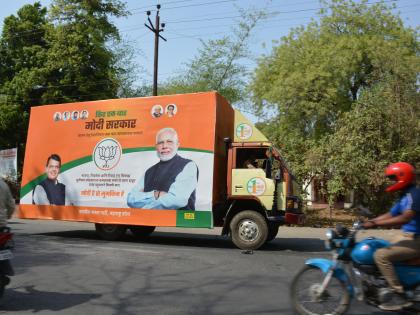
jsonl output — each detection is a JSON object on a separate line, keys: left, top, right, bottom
{"left": 0, "top": 219, "right": 399, "bottom": 314}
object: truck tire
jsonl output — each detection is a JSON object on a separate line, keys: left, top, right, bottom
{"left": 266, "top": 223, "right": 280, "bottom": 243}
{"left": 230, "top": 210, "right": 268, "bottom": 250}
{"left": 95, "top": 224, "right": 127, "bottom": 241}
{"left": 129, "top": 226, "right": 156, "bottom": 239}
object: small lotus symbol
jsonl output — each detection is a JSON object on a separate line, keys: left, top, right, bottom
{"left": 97, "top": 145, "right": 118, "bottom": 168}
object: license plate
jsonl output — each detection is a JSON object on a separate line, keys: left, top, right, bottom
{"left": 0, "top": 250, "right": 13, "bottom": 260}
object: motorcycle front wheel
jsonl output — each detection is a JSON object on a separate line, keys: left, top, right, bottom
{"left": 0, "top": 274, "right": 9, "bottom": 299}
{"left": 290, "top": 265, "right": 350, "bottom": 315}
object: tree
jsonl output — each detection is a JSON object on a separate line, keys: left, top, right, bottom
{"left": 0, "top": 0, "right": 131, "bottom": 174}
{"left": 324, "top": 83, "right": 420, "bottom": 212}
{"left": 42, "top": 0, "right": 127, "bottom": 104}
{"left": 160, "top": 9, "right": 266, "bottom": 105}
{"left": 0, "top": 2, "right": 50, "bottom": 152}
{"left": 0, "top": 0, "right": 129, "bottom": 107}
{"left": 250, "top": 0, "right": 419, "bottom": 211}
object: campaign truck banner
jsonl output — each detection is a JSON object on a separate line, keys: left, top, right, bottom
{"left": 20, "top": 93, "right": 219, "bottom": 228}
{"left": 0, "top": 148, "right": 17, "bottom": 180}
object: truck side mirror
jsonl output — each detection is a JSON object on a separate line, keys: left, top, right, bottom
{"left": 265, "top": 159, "right": 272, "bottom": 179}
{"left": 274, "top": 169, "right": 282, "bottom": 180}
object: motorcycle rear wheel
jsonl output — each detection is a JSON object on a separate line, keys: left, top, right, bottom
{"left": 290, "top": 265, "right": 350, "bottom": 315}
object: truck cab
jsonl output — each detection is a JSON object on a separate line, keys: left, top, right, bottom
{"left": 216, "top": 110, "right": 304, "bottom": 250}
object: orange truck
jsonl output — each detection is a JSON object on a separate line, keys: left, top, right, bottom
{"left": 19, "top": 92, "right": 304, "bottom": 250}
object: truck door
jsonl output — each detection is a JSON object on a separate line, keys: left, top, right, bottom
{"left": 231, "top": 148, "right": 275, "bottom": 210}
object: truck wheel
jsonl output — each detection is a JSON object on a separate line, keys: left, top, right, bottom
{"left": 95, "top": 224, "right": 127, "bottom": 241}
{"left": 129, "top": 226, "right": 155, "bottom": 239}
{"left": 230, "top": 210, "right": 268, "bottom": 250}
{"left": 266, "top": 223, "right": 280, "bottom": 243}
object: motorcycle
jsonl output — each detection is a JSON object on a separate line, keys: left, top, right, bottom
{"left": 0, "top": 227, "right": 14, "bottom": 299}
{"left": 290, "top": 222, "right": 420, "bottom": 315}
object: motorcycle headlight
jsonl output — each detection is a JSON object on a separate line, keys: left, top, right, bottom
{"left": 353, "top": 221, "right": 361, "bottom": 230}
{"left": 325, "top": 229, "right": 334, "bottom": 240}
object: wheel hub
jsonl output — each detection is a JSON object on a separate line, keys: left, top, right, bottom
{"left": 309, "top": 284, "right": 329, "bottom": 302}
{"left": 238, "top": 219, "right": 259, "bottom": 242}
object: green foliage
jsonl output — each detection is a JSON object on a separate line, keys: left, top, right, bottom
{"left": 0, "top": 0, "right": 130, "bottom": 153}
{"left": 250, "top": 0, "right": 419, "bottom": 211}
{"left": 324, "top": 82, "right": 420, "bottom": 212}
{"left": 0, "top": 2, "right": 50, "bottom": 108}
{"left": 0, "top": 103, "right": 27, "bottom": 149}
{"left": 42, "top": 0, "right": 127, "bottom": 104}
{"left": 160, "top": 9, "right": 266, "bottom": 105}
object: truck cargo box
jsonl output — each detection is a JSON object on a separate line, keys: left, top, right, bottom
{"left": 20, "top": 92, "right": 233, "bottom": 228}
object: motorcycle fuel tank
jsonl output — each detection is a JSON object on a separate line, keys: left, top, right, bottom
{"left": 351, "top": 238, "right": 390, "bottom": 265}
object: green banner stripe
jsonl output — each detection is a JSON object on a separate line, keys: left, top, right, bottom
{"left": 176, "top": 210, "right": 213, "bottom": 228}
{"left": 122, "top": 147, "right": 155, "bottom": 154}
{"left": 179, "top": 148, "right": 213, "bottom": 154}
{"left": 20, "top": 147, "right": 214, "bottom": 198}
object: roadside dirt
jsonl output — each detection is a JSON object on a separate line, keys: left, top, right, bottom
{"left": 303, "top": 206, "right": 358, "bottom": 228}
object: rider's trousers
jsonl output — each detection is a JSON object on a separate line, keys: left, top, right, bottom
{"left": 374, "top": 231, "right": 420, "bottom": 293}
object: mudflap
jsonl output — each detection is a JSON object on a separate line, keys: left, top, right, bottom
{"left": 306, "top": 258, "right": 354, "bottom": 297}
{"left": 0, "top": 260, "right": 14, "bottom": 276}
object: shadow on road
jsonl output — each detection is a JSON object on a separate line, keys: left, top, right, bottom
{"left": 34, "top": 230, "right": 327, "bottom": 252}
{"left": 1, "top": 285, "right": 101, "bottom": 312}
{"left": 264, "top": 238, "right": 326, "bottom": 252}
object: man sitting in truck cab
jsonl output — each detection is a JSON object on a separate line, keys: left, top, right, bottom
{"left": 239, "top": 149, "right": 275, "bottom": 179}
{"left": 243, "top": 156, "right": 257, "bottom": 169}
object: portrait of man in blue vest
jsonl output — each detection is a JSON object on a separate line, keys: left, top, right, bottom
{"left": 127, "top": 127, "right": 198, "bottom": 210}
{"left": 32, "top": 154, "right": 66, "bottom": 206}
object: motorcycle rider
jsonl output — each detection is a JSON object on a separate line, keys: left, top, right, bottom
{"left": 363, "top": 162, "right": 420, "bottom": 311}
{"left": 0, "top": 177, "right": 15, "bottom": 228}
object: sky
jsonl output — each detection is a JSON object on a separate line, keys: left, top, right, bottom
{"left": 0, "top": 0, "right": 419, "bottom": 119}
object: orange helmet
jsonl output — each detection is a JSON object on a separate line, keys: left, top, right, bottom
{"left": 384, "top": 162, "right": 415, "bottom": 192}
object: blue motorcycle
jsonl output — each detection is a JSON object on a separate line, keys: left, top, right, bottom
{"left": 290, "top": 222, "right": 420, "bottom": 315}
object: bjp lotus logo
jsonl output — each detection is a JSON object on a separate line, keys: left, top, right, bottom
{"left": 93, "top": 138, "right": 122, "bottom": 170}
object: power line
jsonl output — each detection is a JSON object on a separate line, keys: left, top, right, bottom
{"left": 0, "top": 0, "right": 412, "bottom": 40}
{"left": 130, "top": 0, "right": 241, "bottom": 14}
{"left": 1, "top": 79, "right": 117, "bottom": 95}
{"left": 165, "top": 30, "right": 229, "bottom": 40}
{"left": 166, "top": 14, "right": 315, "bottom": 33}
{"left": 163, "top": 0, "right": 406, "bottom": 24}
{"left": 1, "top": 89, "right": 122, "bottom": 104}
{"left": 129, "top": 0, "right": 197, "bottom": 12}
{"left": 1, "top": 0, "right": 417, "bottom": 95}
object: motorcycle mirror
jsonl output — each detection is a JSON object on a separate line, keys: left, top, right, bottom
{"left": 274, "top": 169, "right": 282, "bottom": 180}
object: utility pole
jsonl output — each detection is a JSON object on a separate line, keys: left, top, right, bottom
{"left": 145, "top": 5, "right": 166, "bottom": 96}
